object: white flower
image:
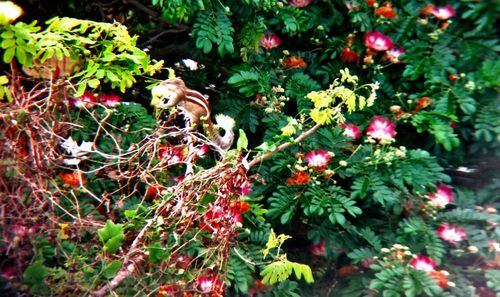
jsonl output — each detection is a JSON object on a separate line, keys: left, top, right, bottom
{"left": 182, "top": 58, "right": 198, "bottom": 71}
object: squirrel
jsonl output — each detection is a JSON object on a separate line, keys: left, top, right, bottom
{"left": 151, "top": 78, "right": 235, "bottom": 150}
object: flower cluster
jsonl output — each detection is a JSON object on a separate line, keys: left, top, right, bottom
{"left": 72, "top": 92, "right": 122, "bottom": 108}
{"left": 410, "top": 255, "right": 455, "bottom": 288}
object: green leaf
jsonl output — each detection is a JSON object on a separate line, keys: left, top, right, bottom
{"left": 75, "top": 83, "right": 87, "bottom": 97}
{"left": 236, "top": 129, "right": 248, "bottom": 151}
{"left": 3, "top": 47, "right": 15, "bottom": 63}
{"left": 102, "top": 260, "right": 122, "bottom": 279}
{"left": 97, "top": 220, "right": 124, "bottom": 254}
{"left": 87, "top": 78, "right": 100, "bottom": 88}
{"left": 23, "top": 260, "right": 47, "bottom": 286}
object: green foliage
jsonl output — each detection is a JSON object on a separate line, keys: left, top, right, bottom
{"left": 260, "top": 257, "right": 313, "bottom": 285}
{"left": 97, "top": 220, "right": 124, "bottom": 254}
{"left": 192, "top": 7, "right": 234, "bottom": 56}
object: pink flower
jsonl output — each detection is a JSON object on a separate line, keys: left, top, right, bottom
{"left": 436, "top": 223, "right": 467, "bottom": 244}
{"left": 410, "top": 255, "right": 437, "bottom": 272}
{"left": 310, "top": 240, "right": 326, "bottom": 256}
{"left": 366, "top": 116, "right": 396, "bottom": 142}
{"left": 426, "top": 184, "right": 453, "bottom": 208}
{"left": 196, "top": 144, "right": 210, "bottom": 158}
{"left": 430, "top": 5, "right": 455, "bottom": 20}
{"left": 240, "top": 182, "right": 251, "bottom": 196}
{"left": 305, "top": 149, "right": 332, "bottom": 170}
{"left": 288, "top": 0, "right": 313, "bottom": 7}
{"left": 385, "top": 47, "right": 406, "bottom": 63}
{"left": 198, "top": 274, "right": 224, "bottom": 293}
{"left": 99, "top": 94, "right": 121, "bottom": 107}
{"left": 364, "top": 32, "right": 394, "bottom": 51}
{"left": 261, "top": 33, "right": 281, "bottom": 50}
{"left": 72, "top": 92, "right": 97, "bottom": 108}
{"left": 342, "top": 123, "right": 362, "bottom": 140}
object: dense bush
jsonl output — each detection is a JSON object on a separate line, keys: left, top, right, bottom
{"left": 0, "top": 0, "right": 499, "bottom": 296}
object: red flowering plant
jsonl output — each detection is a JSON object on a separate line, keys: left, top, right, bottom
{"left": 1, "top": 0, "right": 499, "bottom": 296}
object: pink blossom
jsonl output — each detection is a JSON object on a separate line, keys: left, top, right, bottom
{"left": 364, "top": 32, "right": 394, "bottom": 51}
{"left": 342, "top": 123, "right": 362, "bottom": 140}
{"left": 288, "top": 0, "right": 313, "bottom": 8}
{"left": 436, "top": 223, "right": 467, "bottom": 244}
{"left": 366, "top": 116, "right": 396, "bottom": 142}
{"left": 310, "top": 240, "right": 326, "bottom": 256}
{"left": 196, "top": 144, "right": 210, "bottom": 158}
{"left": 72, "top": 92, "right": 97, "bottom": 108}
{"left": 261, "top": 33, "right": 281, "bottom": 50}
{"left": 198, "top": 274, "right": 224, "bottom": 293}
{"left": 431, "top": 5, "right": 455, "bottom": 20}
{"left": 305, "top": 149, "right": 332, "bottom": 170}
{"left": 99, "top": 94, "right": 121, "bottom": 107}
{"left": 241, "top": 182, "right": 251, "bottom": 196}
{"left": 426, "top": 184, "right": 454, "bottom": 208}
{"left": 385, "top": 47, "right": 406, "bottom": 63}
{"left": 409, "top": 255, "right": 437, "bottom": 272}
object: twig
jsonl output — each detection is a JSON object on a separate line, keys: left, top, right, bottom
{"left": 247, "top": 123, "right": 321, "bottom": 169}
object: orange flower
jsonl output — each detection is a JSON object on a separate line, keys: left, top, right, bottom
{"left": 412, "top": 97, "right": 432, "bottom": 113}
{"left": 376, "top": 3, "right": 397, "bottom": 19}
{"left": 287, "top": 171, "right": 310, "bottom": 185}
{"left": 283, "top": 56, "right": 307, "bottom": 68}
{"left": 428, "top": 270, "right": 450, "bottom": 288}
{"left": 340, "top": 47, "right": 360, "bottom": 63}
{"left": 420, "top": 4, "right": 435, "bottom": 15}
{"left": 448, "top": 73, "right": 458, "bottom": 81}
{"left": 60, "top": 172, "right": 83, "bottom": 187}
{"left": 231, "top": 201, "right": 250, "bottom": 213}
{"left": 366, "top": 0, "right": 377, "bottom": 7}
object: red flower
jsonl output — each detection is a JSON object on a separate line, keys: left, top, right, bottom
{"left": 305, "top": 149, "right": 332, "bottom": 170}
{"left": 261, "top": 33, "right": 281, "bottom": 50}
{"left": 412, "top": 96, "right": 432, "bottom": 113}
{"left": 426, "top": 184, "right": 453, "bottom": 209}
{"left": 342, "top": 123, "right": 362, "bottom": 140}
{"left": 376, "top": 4, "right": 397, "bottom": 19}
{"left": 430, "top": 5, "right": 455, "bottom": 20}
{"left": 340, "top": 47, "right": 360, "bottom": 63}
{"left": 60, "top": 171, "right": 84, "bottom": 187}
{"left": 366, "top": 116, "right": 396, "bottom": 142}
{"left": 364, "top": 32, "right": 394, "bottom": 51}
{"left": 338, "top": 265, "right": 359, "bottom": 277}
{"left": 385, "top": 47, "right": 405, "bottom": 63}
{"left": 283, "top": 56, "right": 307, "bottom": 68}
{"left": 231, "top": 200, "right": 250, "bottom": 214}
{"left": 366, "top": 0, "right": 376, "bottom": 7}
{"left": 436, "top": 223, "right": 467, "bottom": 244}
{"left": 409, "top": 255, "right": 436, "bottom": 272}
{"left": 196, "top": 144, "right": 210, "bottom": 158}
{"left": 99, "top": 94, "right": 121, "bottom": 107}
{"left": 310, "top": 240, "right": 326, "bottom": 256}
{"left": 201, "top": 202, "right": 243, "bottom": 233}
{"left": 72, "top": 92, "right": 97, "bottom": 108}
{"left": 287, "top": 171, "right": 310, "bottom": 185}
{"left": 159, "top": 145, "right": 184, "bottom": 165}
{"left": 146, "top": 186, "right": 161, "bottom": 198}
{"left": 288, "top": 0, "right": 313, "bottom": 8}
{"left": 198, "top": 274, "right": 224, "bottom": 293}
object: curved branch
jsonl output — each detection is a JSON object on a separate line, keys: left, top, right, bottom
{"left": 247, "top": 123, "right": 321, "bottom": 169}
